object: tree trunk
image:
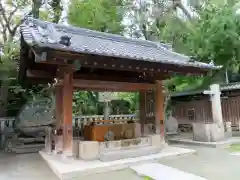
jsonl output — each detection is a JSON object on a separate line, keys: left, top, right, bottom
{"left": 32, "top": 0, "right": 41, "bottom": 19}
{"left": 177, "top": 2, "right": 193, "bottom": 20}
{"left": 51, "top": 0, "right": 62, "bottom": 23}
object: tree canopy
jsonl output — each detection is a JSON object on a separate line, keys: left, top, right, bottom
{"left": 68, "top": 0, "right": 125, "bottom": 34}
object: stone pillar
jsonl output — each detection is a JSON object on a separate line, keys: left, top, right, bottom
{"left": 193, "top": 84, "right": 225, "bottom": 142}
{"left": 45, "top": 127, "right": 53, "bottom": 153}
{"left": 210, "top": 84, "right": 224, "bottom": 126}
{"left": 225, "top": 121, "right": 232, "bottom": 138}
{"left": 103, "top": 101, "right": 111, "bottom": 120}
{"left": 62, "top": 72, "right": 73, "bottom": 157}
{"left": 0, "top": 120, "right": 5, "bottom": 149}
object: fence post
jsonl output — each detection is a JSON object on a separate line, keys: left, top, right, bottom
{"left": 0, "top": 120, "right": 5, "bottom": 149}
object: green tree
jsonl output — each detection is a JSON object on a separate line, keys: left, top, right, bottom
{"left": 68, "top": 0, "right": 125, "bottom": 33}
{"left": 180, "top": 4, "right": 240, "bottom": 85}
{"left": 154, "top": 2, "right": 240, "bottom": 91}
{"left": 118, "top": 92, "right": 139, "bottom": 113}
{"left": 0, "top": 42, "right": 19, "bottom": 116}
{"left": 0, "top": 0, "right": 64, "bottom": 116}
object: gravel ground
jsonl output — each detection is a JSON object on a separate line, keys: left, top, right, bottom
{"left": 1, "top": 145, "right": 240, "bottom": 180}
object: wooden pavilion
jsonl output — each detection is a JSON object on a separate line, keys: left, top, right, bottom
{"left": 19, "top": 17, "right": 219, "bottom": 160}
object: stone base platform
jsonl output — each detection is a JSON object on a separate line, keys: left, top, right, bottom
{"left": 40, "top": 146, "right": 196, "bottom": 180}
{"left": 100, "top": 146, "right": 161, "bottom": 161}
{"left": 169, "top": 136, "right": 240, "bottom": 148}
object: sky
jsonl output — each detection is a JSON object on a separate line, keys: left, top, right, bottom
{"left": 59, "top": 0, "right": 197, "bottom": 25}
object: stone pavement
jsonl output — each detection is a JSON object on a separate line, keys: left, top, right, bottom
{"left": 0, "top": 152, "right": 58, "bottom": 180}
{"left": 0, "top": 152, "right": 141, "bottom": 180}
{"left": 40, "top": 146, "right": 195, "bottom": 179}
{"left": 159, "top": 145, "right": 240, "bottom": 180}
{"left": 1, "top": 145, "right": 240, "bottom": 180}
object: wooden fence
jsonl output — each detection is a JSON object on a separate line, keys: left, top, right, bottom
{"left": 0, "top": 117, "right": 15, "bottom": 149}
{"left": 173, "top": 97, "right": 240, "bottom": 131}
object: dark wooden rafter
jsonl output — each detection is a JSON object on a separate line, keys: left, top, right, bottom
{"left": 22, "top": 46, "right": 209, "bottom": 87}
{"left": 25, "top": 67, "right": 168, "bottom": 84}
{"left": 46, "top": 49, "right": 208, "bottom": 76}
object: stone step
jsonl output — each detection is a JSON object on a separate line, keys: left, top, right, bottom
{"left": 10, "top": 144, "right": 45, "bottom": 154}
{"left": 99, "top": 146, "right": 161, "bottom": 162}
{"left": 12, "top": 147, "right": 43, "bottom": 154}
{"left": 13, "top": 143, "right": 45, "bottom": 149}
{"left": 18, "top": 137, "right": 44, "bottom": 143}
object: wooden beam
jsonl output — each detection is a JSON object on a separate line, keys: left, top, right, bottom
{"left": 26, "top": 69, "right": 53, "bottom": 79}
{"left": 74, "top": 68, "right": 166, "bottom": 83}
{"left": 57, "top": 79, "right": 155, "bottom": 92}
{"left": 25, "top": 68, "right": 165, "bottom": 85}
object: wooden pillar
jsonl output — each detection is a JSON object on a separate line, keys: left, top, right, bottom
{"left": 54, "top": 86, "right": 63, "bottom": 153}
{"left": 155, "top": 80, "right": 164, "bottom": 137}
{"left": 139, "top": 91, "right": 146, "bottom": 135}
{"left": 62, "top": 72, "right": 73, "bottom": 156}
{"left": 0, "top": 120, "right": 5, "bottom": 149}
{"left": 55, "top": 87, "right": 63, "bottom": 128}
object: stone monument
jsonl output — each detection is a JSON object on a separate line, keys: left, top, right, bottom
{"left": 165, "top": 115, "right": 178, "bottom": 135}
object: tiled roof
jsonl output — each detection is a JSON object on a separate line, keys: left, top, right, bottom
{"left": 172, "top": 82, "right": 240, "bottom": 97}
{"left": 220, "top": 82, "right": 240, "bottom": 91}
{"left": 20, "top": 17, "right": 221, "bottom": 70}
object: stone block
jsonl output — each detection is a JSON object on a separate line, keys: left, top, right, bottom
{"left": 134, "top": 123, "right": 141, "bottom": 138}
{"left": 54, "top": 135, "right": 63, "bottom": 154}
{"left": 45, "top": 127, "right": 52, "bottom": 153}
{"left": 150, "top": 135, "right": 164, "bottom": 148}
{"left": 62, "top": 138, "right": 73, "bottom": 158}
{"left": 225, "top": 122, "right": 232, "bottom": 132}
{"left": 143, "top": 124, "right": 155, "bottom": 136}
{"left": 79, "top": 141, "right": 100, "bottom": 160}
{"left": 193, "top": 123, "right": 225, "bottom": 142}
{"left": 210, "top": 124, "right": 225, "bottom": 141}
{"left": 165, "top": 116, "right": 178, "bottom": 134}
{"left": 72, "top": 140, "right": 80, "bottom": 158}
{"left": 100, "top": 146, "right": 160, "bottom": 162}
